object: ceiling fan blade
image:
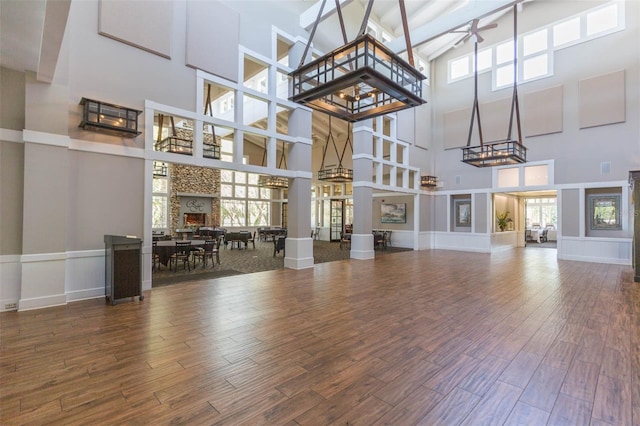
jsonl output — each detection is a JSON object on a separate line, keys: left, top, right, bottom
{"left": 475, "top": 33, "right": 484, "bottom": 43}
{"left": 469, "top": 19, "right": 480, "bottom": 32}
{"left": 478, "top": 23, "right": 498, "bottom": 31}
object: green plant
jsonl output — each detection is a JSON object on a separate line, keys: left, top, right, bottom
{"left": 496, "top": 210, "right": 512, "bottom": 231}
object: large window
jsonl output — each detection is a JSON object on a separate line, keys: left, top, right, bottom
{"left": 152, "top": 174, "right": 168, "bottom": 229}
{"left": 220, "top": 169, "right": 271, "bottom": 227}
{"left": 525, "top": 198, "right": 557, "bottom": 228}
{"left": 447, "top": 1, "right": 625, "bottom": 88}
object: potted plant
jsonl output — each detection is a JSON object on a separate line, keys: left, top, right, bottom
{"left": 496, "top": 210, "right": 512, "bottom": 232}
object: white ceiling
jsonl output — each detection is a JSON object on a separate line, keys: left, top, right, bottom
{"left": 0, "top": 0, "right": 528, "bottom": 141}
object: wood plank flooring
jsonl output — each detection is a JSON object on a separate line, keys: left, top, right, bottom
{"left": 1, "top": 248, "right": 639, "bottom": 425}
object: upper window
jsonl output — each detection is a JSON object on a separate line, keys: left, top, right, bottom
{"left": 447, "top": 1, "right": 625, "bottom": 87}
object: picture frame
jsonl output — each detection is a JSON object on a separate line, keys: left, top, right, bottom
{"left": 455, "top": 199, "right": 471, "bottom": 227}
{"left": 589, "top": 193, "right": 622, "bottom": 230}
{"left": 381, "top": 203, "right": 406, "bottom": 224}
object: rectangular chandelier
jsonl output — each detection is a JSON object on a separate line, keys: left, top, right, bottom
{"left": 317, "top": 166, "right": 353, "bottom": 182}
{"left": 420, "top": 175, "right": 438, "bottom": 187}
{"left": 258, "top": 175, "right": 288, "bottom": 189}
{"left": 290, "top": 34, "right": 426, "bottom": 123}
{"left": 462, "top": 140, "right": 527, "bottom": 167}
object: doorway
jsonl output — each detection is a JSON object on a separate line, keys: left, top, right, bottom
{"left": 523, "top": 194, "right": 558, "bottom": 248}
{"left": 330, "top": 199, "right": 344, "bottom": 241}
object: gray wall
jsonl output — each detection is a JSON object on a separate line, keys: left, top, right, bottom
{"left": 372, "top": 195, "right": 414, "bottom": 230}
{"left": 22, "top": 143, "right": 68, "bottom": 254}
{"left": 67, "top": 151, "right": 144, "bottom": 251}
{"left": 0, "top": 141, "right": 24, "bottom": 255}
{"left": 0, "top": 67, "right": 26, "bottom": 130}
{"left": 561, "top": 188, "right": 580, "bottom": 237}
{"left": 474, "top": 193, "right": 488, "bottom": 234}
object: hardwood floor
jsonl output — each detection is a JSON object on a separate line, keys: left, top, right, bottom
{"left": 1, "top": 248, "right": 638, "bottom": 425}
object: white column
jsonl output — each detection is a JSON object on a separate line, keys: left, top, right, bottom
{"left": 351, "top": 120, "right": 374, "bottom": 260}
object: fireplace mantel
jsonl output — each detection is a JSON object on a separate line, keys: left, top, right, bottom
{"left": 177, "top": 192, "right": 219, "bottom": 198}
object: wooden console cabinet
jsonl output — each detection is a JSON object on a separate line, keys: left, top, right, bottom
{"left": 104, "top": 235, "right": 144, "bottom": 305}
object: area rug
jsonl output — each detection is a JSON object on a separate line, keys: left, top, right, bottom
{"left": 152, "top": 269, "right": 244, "bottom": 287}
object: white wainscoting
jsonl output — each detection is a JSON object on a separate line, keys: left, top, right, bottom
{"left": 383, "top": 230, "right": 414, "bottom": 249}
{"left": 434, "top": 232, "right": 492, "bottom": 253}
{"left": 558, "top": 237, "right": 632, "bottom": 265}
{"left": 66, "top": 250, "right": 106, "bottom": 302}
{"left": 417, "top": 231, "right": 434, "bottom": 250}
{"left": 0, "top": 255, "right": 21, "bottom": 311}
{"left": 20, "top": 253, "right": 67, "bottom": 311}
{"left": 491, "top": 231, "right": 518, "bottom": 252}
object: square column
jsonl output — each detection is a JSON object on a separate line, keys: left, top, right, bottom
{"left": 351, "top": 120, "right": 374, "bottom": 260}
{"left": 284, "top": 108, "right": 314, "bottom": 269}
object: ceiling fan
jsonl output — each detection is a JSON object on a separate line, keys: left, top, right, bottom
{"left": 451, "top": 18, "right": 498, "bottom": 47}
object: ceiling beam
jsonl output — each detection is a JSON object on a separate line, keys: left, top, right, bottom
{"left": 386, "top": 0, "right": 527, "bottom": 53}
{"left": 37, "top": 0, "right": 71, "bottom": 83}
{"left": 300, "top": 0, "right": 355, "bottom": 30}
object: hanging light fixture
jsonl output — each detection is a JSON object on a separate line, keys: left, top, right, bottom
{"left": 154, "top": 114, "right": 193, "bottom": 155}
{"left": 290, "top": 0, "right": 426, "bottom": 122}
{"left": 258, "top": 139, "right": 289, "bottom": 189}
{"left": 153, "top": 161, "right": 168, "bottom": 177}
{"left": 420, "top": 175, "right": 437, "bottom": 188}
{"left": 318, "top": 116, "right": 353, "bottom": 182}
{"left": 203, "top": 84, "right": 221, "bottom": 159}
{"left": 462, "top": 5, "right": 527, "bottom": 167}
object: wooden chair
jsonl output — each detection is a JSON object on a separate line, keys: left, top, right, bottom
{"left": 540, "top": 228, "right": 549, "bottom": 243}
{"left": 273, "top": 236, "right": 286, "bottom": 257}
{"left": 373, "top": 231, "right": 386, "bottom": 250}
{"left": 246, "top": 231, "right": 256, "bottom": 249}
{"left": 192, "top": 239, "right": 218, "bottom": 269}
{"left": 169, "top": 241, "right": 191, "bottom": 272}
{"left": 340, "top": 232, "right": 351, "bottom": 250}
{"left": 384, "top": 230, "right": 392, "bottom": 248}
{"left": 152, "top": 240, "right": 160, "bottom": 270}
{"left": 525, "top": 229, "right": 532, "bottom": 243}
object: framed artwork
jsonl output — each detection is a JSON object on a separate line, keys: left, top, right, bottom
{"left": 455, "top": 199, "right": 471, "bottom": 227}
{"left": 381, "top": 203, "right": 406, "bottom": 223}
{"left": 589, "top": 194, "right": 622, "bottom": 230}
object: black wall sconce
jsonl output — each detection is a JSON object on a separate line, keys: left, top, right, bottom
{"left": 79, "top": 98, "right": 142, "bottom": 138}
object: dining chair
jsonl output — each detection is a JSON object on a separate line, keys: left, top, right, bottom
{"left": 169, "top": 241, "right": 191, "bottom": 272}
{"left": 525, "top": 229, "right": 532, "bottom": 243}
{"left": 373, "top": 231, "right": 386, "bottom": 250}
{"left": 384, "top": 230, "right": 392, "bottom": 248}
{"left": 273, "top": 236, "right": 286, "bottom": 257}
{"left": 340, "top": 232, "right": 351, "bottom": 250}
{"left": 152, "top": 240, "right": 160, "bottom": 270}
{"left": 192, "top": 239, "right": 216, "bottom": 269}
{"left": 246, "top": 231, "right": 256, "bottom": 249}
{"left": 540, "top": 228, "right": 549, "bottom": 243}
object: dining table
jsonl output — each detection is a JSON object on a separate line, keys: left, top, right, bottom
{"left": 155, "top": 239, "right": 205, "bottom": 266}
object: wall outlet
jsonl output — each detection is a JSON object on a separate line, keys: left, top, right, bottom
{"left": 4, "top": 303, "right": 17, "bottom": 310}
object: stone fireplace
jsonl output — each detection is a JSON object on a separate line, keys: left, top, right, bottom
{"left": 169, "top": 164, "right": 221, "bottom": 235}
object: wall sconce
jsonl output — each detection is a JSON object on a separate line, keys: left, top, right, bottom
{"left": 79, "top": 98, "right": 142, "bottom": 138}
